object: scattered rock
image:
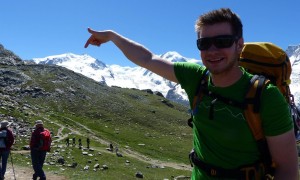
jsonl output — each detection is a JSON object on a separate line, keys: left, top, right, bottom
{"left": 102, "top": 164, "right": 108, "bottom": 170}
{"left": 94, "top": 163, "right": 100, "bottom": 169}
{"left": 116, "top": 152, "right": 123, "bottom": 157}
{"left": 173, "top": 175, "right": 191, "bottom": 180}
{"left": 57, "top": 157, "right": 65, "bottom": 165}
{"left": 135, "top": 171, "right": 144, "bottom": 178}
{"left": 70, "top": 162, "right": 77, "bottom": 168}
{"left": 22, "top": 145, "right": 30, "bottom": 150}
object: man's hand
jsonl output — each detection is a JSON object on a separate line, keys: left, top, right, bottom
{"left": 84, "top": 28, "right": 112, "bottom": 48}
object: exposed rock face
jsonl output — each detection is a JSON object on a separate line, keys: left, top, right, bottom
{"left": 0, "top": 44, "right": 23, "bottom": 65}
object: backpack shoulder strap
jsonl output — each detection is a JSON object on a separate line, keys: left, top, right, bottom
{"left": 192, "top": 68, "right": 209, "bottom": 112}
{"left": 244, "top": 75, "right": 274, "bottom": 176}
{"left": 244, "top": 75, "right": 270, "bottom": 141}
{"left": 187, "top": 68, "right": 209, "bottom": 128}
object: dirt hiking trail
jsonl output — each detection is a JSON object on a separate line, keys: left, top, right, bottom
{"left": 5, "top": 164, "right": 67, "bottom": 180}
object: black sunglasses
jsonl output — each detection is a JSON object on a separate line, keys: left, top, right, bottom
{"left": 197, "top": 35, "right": 238, "bottom": 51}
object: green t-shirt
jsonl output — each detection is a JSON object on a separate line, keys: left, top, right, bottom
{"left": 174, "top": 62, "right": 293, "bottom": 180}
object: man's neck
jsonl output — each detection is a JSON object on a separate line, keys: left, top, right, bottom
{"left": 210, "top": 66, "right": 243, "bottom": 87}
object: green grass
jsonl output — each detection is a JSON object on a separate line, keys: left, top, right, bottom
{"left": 12, "top": 137, "right": 191, "bottom": 180}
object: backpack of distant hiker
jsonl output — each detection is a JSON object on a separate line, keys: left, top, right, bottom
{"left": 39, "top": 128, "right": 52, "bottom": 152}
{"left": 188, "top": 42, "right": 297, "bottom": 180}
{"left": 0, "top": 129, "right": 8, "bottom": 148}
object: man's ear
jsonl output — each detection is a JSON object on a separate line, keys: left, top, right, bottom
{"left": 237, "top": 37, "right": 244, "bottom": 53}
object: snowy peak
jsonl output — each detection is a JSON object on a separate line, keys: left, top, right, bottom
{"left": 160, "top": 51, "right": 187, "bottom": 62}
{"left": 286, "top": 45, "right": 300, "bottom": 57}
{"left": 286, "top": 45, "right": 300, "bottom": 66}
{"left": 160, "top": 51, "right": 202, "bottom": 64}
{"left": 33, "top": 53, "right": 111, "bottom": 82}
{"left": 33, "top": 53, "right": 107, "bottom": 70}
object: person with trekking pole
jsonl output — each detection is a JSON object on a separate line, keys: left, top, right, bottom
{"left": 0, "top": 120, "right": 14, "bottom": 180}
{"left": 9, "top": 151, "right": 16, "bottom": 180}
{"left": 84, "top": 8, "right": 298, "bottom": 180}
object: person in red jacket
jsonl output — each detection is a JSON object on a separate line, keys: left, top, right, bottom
{"left": 30, "top": 120, "right": 51, "bottom": 180}
{"left": 0, "top": 120, "right": 14, "bottom": 180}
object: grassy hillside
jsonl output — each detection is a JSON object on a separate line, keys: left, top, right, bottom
{"left": 0, "top": 49, "right": 193, "bottom": 179}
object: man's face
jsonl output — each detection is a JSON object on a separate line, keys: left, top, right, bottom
{"left": 198, "top": 22, "right": 243, "bottom": 75}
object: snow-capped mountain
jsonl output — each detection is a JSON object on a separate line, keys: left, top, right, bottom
{"left": 33, "top": 51, "right": 201, "bottom": 106}
{"left": 33, "top": 53, "right": 111, "bottom": 82}
{"left": 287, "top": 45, "right": 300, "bottom": 106}
{"left": 32, "top": 47, "right": 300, "bottom": 107}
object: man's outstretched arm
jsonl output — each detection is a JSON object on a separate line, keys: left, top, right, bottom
{"left": 84, "top": 28, "right": 178, "bottom": 83}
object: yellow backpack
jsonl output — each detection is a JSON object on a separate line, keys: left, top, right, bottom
{"left": 239, "top": 42, "right": 292, "bottom": 101}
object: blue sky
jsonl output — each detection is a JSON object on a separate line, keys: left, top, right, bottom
{"left": 1, "top": 0, "right": 299, "bottom": 67}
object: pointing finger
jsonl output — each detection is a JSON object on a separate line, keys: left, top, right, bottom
{"left": 84, "top": 37, "right": 91, "bottom": 48}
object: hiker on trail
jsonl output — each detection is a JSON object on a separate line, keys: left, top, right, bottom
{"left": 0, "top": 120, "right": 14, "bottom": 180}
{"left": 30, "top": 120, "right": 52, "bottom": 180}
{"left": 86, "top": 137, "right": 90, "bottom": 149}
{"left": 115, "top": 146, "right": 123, "bottom": 157}
{"left": 72, "top": 137, "right": 76, "bottom": 146}
{"left": 84, "top": 8, "right": 298, "bottom": 180}
{"left": 78, "top": 138, "right": 82, "bottom": 148}
{"left": 65, "top": 138, "right": 70, "bottom": 147}
{"left": 109, "top": 143, "right": 113, "bottom": 152}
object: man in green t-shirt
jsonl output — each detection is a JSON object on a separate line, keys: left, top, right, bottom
{"left": 84, "top": 8, "right": 298, "bottom": 180}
